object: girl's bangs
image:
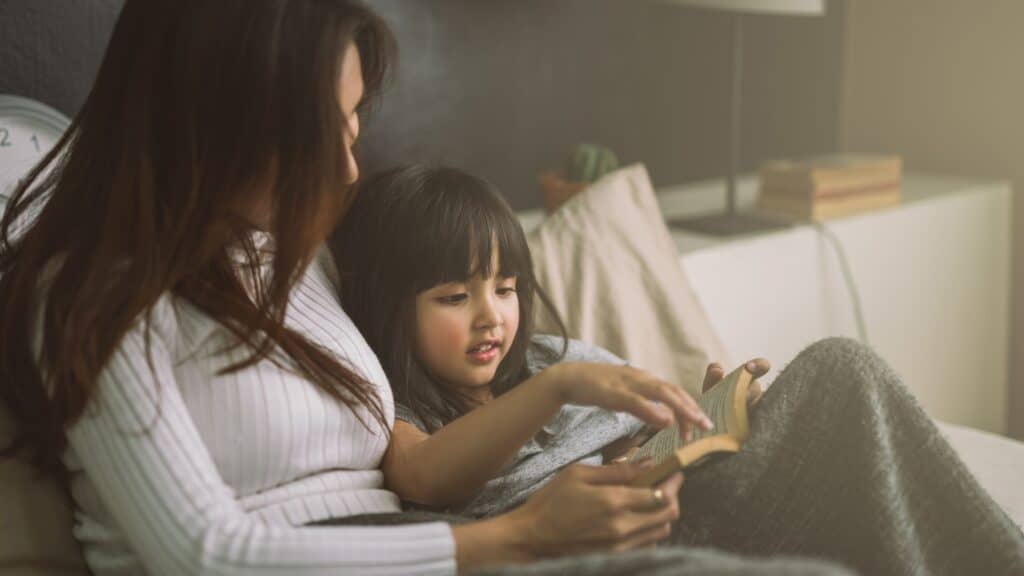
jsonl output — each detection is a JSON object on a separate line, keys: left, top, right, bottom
{"left": 411, "top": 186, "right": 531, "bottom": 292}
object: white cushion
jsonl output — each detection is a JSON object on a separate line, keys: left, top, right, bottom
{"left": 938, "top": 421, "right": 1024, "bottom": 528}
{"left": 527, "top": 163, "right": 730, "bottom": 396}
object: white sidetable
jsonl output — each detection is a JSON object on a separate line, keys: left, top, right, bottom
{"left": 662, "top": 173, "right": 1012, "bottom": 435}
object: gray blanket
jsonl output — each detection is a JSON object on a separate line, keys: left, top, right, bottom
{"left": 316, "top": 338, "right": 1024, "bottom": 575}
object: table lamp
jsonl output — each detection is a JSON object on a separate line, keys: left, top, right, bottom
{"left": 661, "top": 0, "right": 825, "bottom": 236}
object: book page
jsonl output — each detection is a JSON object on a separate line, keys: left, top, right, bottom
{"left": 629, "top": 422, "right": 682, "bottom": 463}
{"left": 693, "top": 370, "right": 738, "bottom": 441}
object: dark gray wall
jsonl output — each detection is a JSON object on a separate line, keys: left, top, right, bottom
{"left": 0, "top": 0, "right": 844, "bottom": 210}
{"left": 0, "top": 0, "right": 122, "bottom": 117}
{"left": 364, "top": 0, "right": 845, "bottom": 209}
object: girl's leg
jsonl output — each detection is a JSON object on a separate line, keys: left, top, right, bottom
{"left": 471, "top": 547, "right": 853, "bottom": 576}
{"left": 673, "top": 337, "right": 1024, "bottom": 576}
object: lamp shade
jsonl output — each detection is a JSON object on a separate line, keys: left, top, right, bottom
{"left": 660, "top": 0, "right": 824, "bottom": 16}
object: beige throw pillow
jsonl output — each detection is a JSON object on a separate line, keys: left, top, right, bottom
{"left": 528, "top": 163, "right": 730, "bottom": 396}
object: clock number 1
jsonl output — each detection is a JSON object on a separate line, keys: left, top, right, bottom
{"left": 0, "top": 128, "right": 10, "bottom": 148}
{"left": 31, "top": 134, "right": 40, "bottom": 152}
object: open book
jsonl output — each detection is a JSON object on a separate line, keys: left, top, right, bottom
{"left": 630, "top": 365, "right": 753, "bottom": 487}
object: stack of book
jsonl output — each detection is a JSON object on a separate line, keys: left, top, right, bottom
{"left": 757, "top": 155, "right": 902, "bottom": 221}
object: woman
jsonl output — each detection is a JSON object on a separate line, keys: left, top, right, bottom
{"left": 0, "top": 1, "right": 1020, "bottom": 576}
{"left": 0, "top": 1, "right": 690, "bottom": 574}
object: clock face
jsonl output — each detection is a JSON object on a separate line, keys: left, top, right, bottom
{"left": 0, "top": 95, "right": 71, "bottom": 202}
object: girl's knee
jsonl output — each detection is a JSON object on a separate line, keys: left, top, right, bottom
{"left": 781, "top": 337, "right": 899, "bottom": 398}
{"left": 802, "top": 337, "right": 871, "bottom": 362}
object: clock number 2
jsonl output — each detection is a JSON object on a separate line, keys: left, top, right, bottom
{"left": 0, "top": 128, "right": 10, "bottom": 148}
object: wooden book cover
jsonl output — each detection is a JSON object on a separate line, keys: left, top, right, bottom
{"left": 630, "top": 366, "right": 752, "bottom": 488}
{"left": 760, "top": 178, "right": 902, "bottom": 201}
{"left": 758, "top": 187, "right": 901, "bottom": 221}
{"left": 760, "top": 154, "right": 902, "bottom": 195}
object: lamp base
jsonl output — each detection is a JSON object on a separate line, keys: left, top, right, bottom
{"left": 667, "top": 211, "right": 791, "bottom": 237}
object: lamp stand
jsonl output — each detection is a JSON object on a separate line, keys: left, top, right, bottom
{"left": 669, "top": 13, "right": 789, "bottom": 236}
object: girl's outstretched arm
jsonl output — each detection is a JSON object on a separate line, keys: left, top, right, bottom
{"left": 382, "top": 363, "right": 710, "bottom": 507}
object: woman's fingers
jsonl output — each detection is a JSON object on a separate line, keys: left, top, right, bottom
{"left": 599, "top": 486, "right": 680, "bottom": 546}
{"left": 650, "top": 472, "right": 683, "bottom": 516}
{"left": 608, "top": 472, "right": 684, "bottom": 549}
{"left": 611, "top": 521, "right": 674, "bottom": 552}
{"left": 592, "top": 470, "right": 682, "bottom": 516}
{"left": 655, "top": 471, "right": 685, "bottom": 497}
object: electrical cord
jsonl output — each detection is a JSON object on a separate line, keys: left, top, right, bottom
{"left": 810, "top": 221, "right": 870, "bottom": 345}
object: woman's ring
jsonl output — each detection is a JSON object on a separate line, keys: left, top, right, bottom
{"left": 652, "top": 488, "right": 665, "bottom": 506}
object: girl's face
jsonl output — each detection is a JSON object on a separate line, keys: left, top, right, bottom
{"left": 413, "top": 248, "right": 520, "bottom": 401}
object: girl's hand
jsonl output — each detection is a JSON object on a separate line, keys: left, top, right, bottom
{"left": 702, "top": 359, "right": 769, "bottom": 407}
{"left": 506, "top": 462, "right": 684, "bottom": 557}
{"left": 539, "top": 362, "right": 714, "bottom": 438}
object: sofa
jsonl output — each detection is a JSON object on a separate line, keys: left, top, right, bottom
{"left": 2, "top": 165, "right": 1021, "bottom": 575}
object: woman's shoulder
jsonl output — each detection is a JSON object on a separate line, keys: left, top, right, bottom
{"left": 35, "top": 255, "right": 183, "bottom": 350}
{"left": 312, "top": 243, "right": 342, "bottom": 293}
{"left": 526, "top": 334, "right": 627, "bottom": 373}
{"left": 109, "top": 292, "right": 187, "bottom": 360}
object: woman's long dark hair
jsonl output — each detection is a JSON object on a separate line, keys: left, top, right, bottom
{"left": 331, "top": 165, "right": 568, "bottom": 432}
{"left": 0, "top": 0, "right": 396, "bottom": 480}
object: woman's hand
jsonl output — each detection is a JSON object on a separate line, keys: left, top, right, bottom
{"left": 513, "top": 462, "right": 683, "bottom": 556}
{"left": 702, "top": 359, "right": 770, "bottom": 406}
{"left": 538, "top": 363, "right": 714, "bottom": 439}
{"left": 451, "top": 462, "right": 683, "bottom": 571}
{"left": 514, "top": 462, "right": 682, "bottom": 556}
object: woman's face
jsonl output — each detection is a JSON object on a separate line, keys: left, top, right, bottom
{"left": 413, "top": 248, "right": 520, "bottom": 402}
{"left": 242, "top": 43, "right": 364, "bottom": 229}
{"left": 338, "top": 42, "right": 364, "bottom": 184}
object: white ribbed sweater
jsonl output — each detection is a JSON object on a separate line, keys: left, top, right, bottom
{"left": 56, "top": 246, "right": 456, "bottom": 575}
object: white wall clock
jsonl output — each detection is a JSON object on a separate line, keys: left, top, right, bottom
{"left": 0, "top": 94, "right": 71, "bottom": 208}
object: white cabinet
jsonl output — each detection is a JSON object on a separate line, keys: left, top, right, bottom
{"left": 666, "top": 174, "right": 1012, "bottom": 434}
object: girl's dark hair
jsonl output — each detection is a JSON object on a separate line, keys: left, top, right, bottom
{"left": 0, "top": 0, "right": 396, "bottom": 480}
{"left": 331, "top": 165, "right": 568, "bottom": 431}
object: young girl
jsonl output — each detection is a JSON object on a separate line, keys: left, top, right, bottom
{"left": 332, "top": 165, "right": 708, "bottom": 518}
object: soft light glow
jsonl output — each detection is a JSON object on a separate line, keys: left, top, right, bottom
{"left": 660, "top": 0, "right": 825, "bottom": 16}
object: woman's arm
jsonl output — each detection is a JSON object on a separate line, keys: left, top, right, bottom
{"left": 67, "top": 302, "right": 456, "bottom": 576}
{"left": 382, "top": 362, "right": 709, "bottom": 507}
{"left": 451, "top": 463, "right": 685, "bottom": 572}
